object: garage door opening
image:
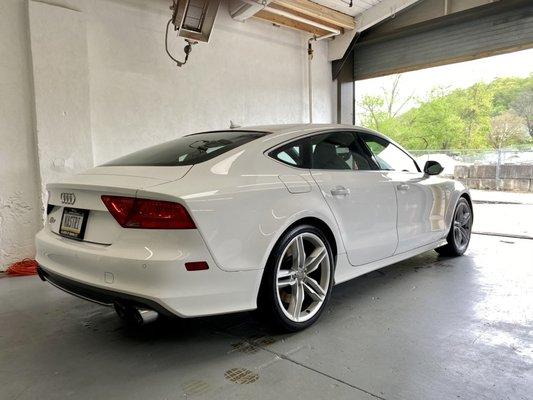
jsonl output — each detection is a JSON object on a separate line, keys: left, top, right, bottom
{"left": 355, "top": 49, "right": 533, "bottom": 238}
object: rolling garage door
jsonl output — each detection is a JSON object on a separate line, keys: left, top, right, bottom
{"left": 336, "top": 0, "right": 533, "bottom": 81}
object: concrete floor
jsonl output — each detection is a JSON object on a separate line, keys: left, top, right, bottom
{"left": 470, "top": 190, "right": 533, "bottom": 238}
{"left": 1, "top": 234, "right": 531, "bottom": 400}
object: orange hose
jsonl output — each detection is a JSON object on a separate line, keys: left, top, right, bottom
{"left": 6, "top": 259, "right": 38, "bottom": 276}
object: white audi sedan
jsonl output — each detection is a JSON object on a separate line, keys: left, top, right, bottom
{"left": 36, "top": 124, "right": 472, "bottom": 331}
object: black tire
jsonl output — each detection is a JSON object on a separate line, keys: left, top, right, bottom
{"left": 258, "top": 224, "right": 334, "bottom": 332}
{"left": 435, "top": 197, "right": 473, "bottom": 257}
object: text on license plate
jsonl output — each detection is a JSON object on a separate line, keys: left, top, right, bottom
{"left": 60, "top": 208, "right": 89, "bottom": 240}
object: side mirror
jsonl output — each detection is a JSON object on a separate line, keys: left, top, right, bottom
{"left": 424, "top": 160, "right": 444, "bottom": 175}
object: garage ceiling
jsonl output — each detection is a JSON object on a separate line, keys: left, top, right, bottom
{"left": 254, "top": 1, "right": 354, "bottom": 36}
{"left": 252, "top": 0, "right": 390, "bottom": 34}
{"left": 231, "top": 0, "right": 359, "bottom": 36}
{"left": 313, "top": 0, "right": 385, "bottom": 16}
{"left": 229, "top": 0, "right": 409, "bottom": 59}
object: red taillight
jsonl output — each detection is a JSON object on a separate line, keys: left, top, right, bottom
{"left": 101, "top": 196, "right": 195, "bottom": 229}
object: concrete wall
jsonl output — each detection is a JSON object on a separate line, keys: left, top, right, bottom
{"left": 0, "top": 0, "right": 43, "bottom": 270}
{"left": 88, "top": 0, "right": 333, "bottom": 164}
{"left": 29, "top": 1, "right": 94, "bottom": 201}
{"left": 455, "top": 165, "right": 533, "bottom": 192}
{"left": 0, "top": 0, "right": 334, "bottom": 270}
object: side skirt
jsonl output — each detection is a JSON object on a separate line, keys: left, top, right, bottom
{"left": 333, "top": 239, "right": 447, "bottom": 285}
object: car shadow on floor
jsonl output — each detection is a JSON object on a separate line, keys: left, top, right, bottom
{"left": 113, "top": 249, "right": 469, "bottom": 344}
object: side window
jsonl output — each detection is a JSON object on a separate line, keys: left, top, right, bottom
{"left": 359, "top": 133, "right": 419, "bottom": 173}
{"left": 269, "top": 132, "right": 376, "bottom": 170}
{"left": 270, "top": 139, "right": 306, "bottom": 168}
{"left": 310, "top": 132, "right": 374, "bottom": 171}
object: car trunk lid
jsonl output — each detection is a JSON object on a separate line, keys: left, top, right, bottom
{"left": 46, "top": 166, "right": 191, "bottom": 244}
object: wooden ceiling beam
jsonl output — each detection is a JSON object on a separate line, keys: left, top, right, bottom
{"left": 272, "top": 0, "right": 356, "bottom": 30}
{"left": 267, "top": 3, "right": 343, "bottom": 33}
{"left": 254, "top": 9, "right": 330, "bottom": 36}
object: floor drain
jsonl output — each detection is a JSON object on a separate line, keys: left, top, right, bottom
{"left": 182, "top": 379, "right": 210, "bottom": 396}
{"left": 224, "top": 368, "right": 259, "bottom": 384}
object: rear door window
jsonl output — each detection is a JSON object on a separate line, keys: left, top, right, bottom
{"left": 309, "top": 132, "right": 375, "bottom": 171}
{"left": 104, "top": 131, "right": 267, "bottom": 166}
{"left": 270, "top": 131, "right": 377, "bottom": 170}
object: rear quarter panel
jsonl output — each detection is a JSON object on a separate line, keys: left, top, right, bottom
{"left": 137, "top": 144, "right": 344, "bottom": 272}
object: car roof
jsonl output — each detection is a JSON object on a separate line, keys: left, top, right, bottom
{"left": 187, "top": 124, "right": 386, "bottom": 138}
{"left": 185, "top": 124, "right": 392, "bottom": 149}
{"left": 238, "top": 123, "right": 357, "bottom": 134}
{"left": 233, "top": 123, "right": 389, "bottom": 143}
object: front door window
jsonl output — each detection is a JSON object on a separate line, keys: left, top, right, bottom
{"left": 359, "top": 133, "right": 419, "bottom": 173}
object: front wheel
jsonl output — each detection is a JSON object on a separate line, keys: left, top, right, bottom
{"left": 436, "top": 197, "right": 473, "bottom": 257}
{"left": 258, "top": 225, "right": 334, "bottom": 332}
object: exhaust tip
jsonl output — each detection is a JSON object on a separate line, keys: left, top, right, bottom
{"left": 114, "top": 302, "right": 158, "bottom": 325}
{"left": 134, "top": 308, "right": 159, "bottom": 325}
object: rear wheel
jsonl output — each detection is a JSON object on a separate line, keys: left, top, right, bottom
{"left": 258, "top": 225, "right": 334, "bottom": 332}
{"left": 436, "top": 197, "right": 472, "bottom": 257}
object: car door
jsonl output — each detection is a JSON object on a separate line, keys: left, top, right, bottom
{"left": 359, "top": 132, "right": 448, "bottom": 254}
{"left": 308, "top": 131, "right": 398, "bottom": 266}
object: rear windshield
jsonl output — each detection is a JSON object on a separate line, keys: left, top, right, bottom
{"left": 103, "top": 131, "right": 267, "bottom": 167}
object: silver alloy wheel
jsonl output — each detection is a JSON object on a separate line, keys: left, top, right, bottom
{"left": 453, "top": 201, "right": 472, "bottom": 252}
{"left": 275, "top": 232, "right": 331, "bottom": 323}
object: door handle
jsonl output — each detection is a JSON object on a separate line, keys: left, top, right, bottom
{"left": 331, "top": 186, "right": 350, "bottom": 197}
{"left": 397, "top": 184, "right": 410, "bottom": 191}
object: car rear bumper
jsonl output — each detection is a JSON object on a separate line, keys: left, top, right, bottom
{"left": 35, "top": 229, "right": 263, "bottom": 317}
{"left": 37, "top": 265, "right": 175, "bottom": 316}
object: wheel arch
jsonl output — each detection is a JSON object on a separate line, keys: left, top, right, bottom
{"left": 256, "top": 215, "right": 338, "bottom": 314}
{"left": 460, "top": 191, "right": 474, "bottom": 223}
{"left": 258, "top": 216, "right": 338, "bottom": 284}
{"left": 445, "top": 187, "right": 473, "bottom": 232}
{"left": 283, "top": 217, "right": 338, "bottom": 260}
{"left": 451, "top": 190, "right": 474, "bottom": 228}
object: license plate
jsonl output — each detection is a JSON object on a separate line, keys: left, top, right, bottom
{"left": 60, "top": 208, "right": 89, "bottom": 240}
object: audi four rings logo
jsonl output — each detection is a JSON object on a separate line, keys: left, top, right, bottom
{"left": 60, "top": 193, "right": 76, "bottom": 205}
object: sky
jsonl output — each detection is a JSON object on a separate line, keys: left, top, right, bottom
{"left": 354, "top": 48, "right": 533, "bottom": 124}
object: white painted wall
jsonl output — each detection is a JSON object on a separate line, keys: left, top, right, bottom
{"left": 0, "top": 0, "right": 334, "bottom": 270}
{"left": 87, "top": 0, "right": 333, "bottom": 164}
{"left": 0, "top": 0, "right": 43, "bottom": 269}
{"left": 29, "top": 1, "right": 94, "bottom": 201}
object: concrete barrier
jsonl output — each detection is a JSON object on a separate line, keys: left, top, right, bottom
{"left": 454, "top": 164, "right": 533, "bottom": 192}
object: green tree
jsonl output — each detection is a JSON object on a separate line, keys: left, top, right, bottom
{"left": 488, "top": 111, "right": 527, "bottom": 150}
{"left": 359, "top": 75, "right": 414, "bottom": 142}
{"left": 358, "top": 74, "right": 533, "bottom": 150}
{"left": 511, "top": 88, "right": 533, "bottom": 138}
{"left": 408, "top": 91, "right": 466, "bottom": 150}
{"left": 449, "top": 83, "right": 492, "bottom": 148}
{"left": 490, "top": 75, "right": 533, "bottom": 116}
{"left": 360, "top": 95, "right": 386, "bottom": 131}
